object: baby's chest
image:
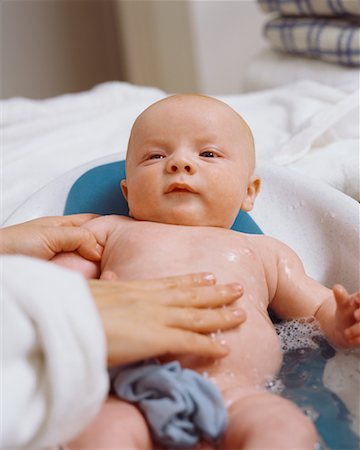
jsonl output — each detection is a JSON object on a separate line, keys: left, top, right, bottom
{"left": 102, "top": 225, "right": 267, "bottom": 287}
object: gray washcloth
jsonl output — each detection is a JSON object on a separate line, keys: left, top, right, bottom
{"left": 109, "top": 360, "right": 227, "bottom": 449}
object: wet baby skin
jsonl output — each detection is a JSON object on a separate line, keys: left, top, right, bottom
{"left": 55, "top": 95, "right": 360, "bottom": 450}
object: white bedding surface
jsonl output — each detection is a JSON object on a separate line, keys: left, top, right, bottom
{"left": 2, "top": 80, "right": 358, "bottom": 224}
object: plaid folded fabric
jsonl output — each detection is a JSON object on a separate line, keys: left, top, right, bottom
{"left": 264, "top": 17, "right": 360, "bottom": 66}
{"left": 258, "top": 0, "right": 360, "bottom": 17}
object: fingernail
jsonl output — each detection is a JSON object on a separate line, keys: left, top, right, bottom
{"left": 232, "top": 308, "right": 243, "bottom": 317}
{"left": 229, "top": 283, "right": 243, "bottom": 293}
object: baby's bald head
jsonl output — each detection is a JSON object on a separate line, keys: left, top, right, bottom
{"left": 127, "top": 94, "right": 256, "bottom": 174}
{"left": 122, "top": 94, "right": 260, "bottom": 227}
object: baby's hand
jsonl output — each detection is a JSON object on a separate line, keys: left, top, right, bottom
{"left": 333, "top": 285, "right": 360, "bottom": 347}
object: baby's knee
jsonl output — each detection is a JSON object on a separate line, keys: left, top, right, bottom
{"left": 103, "top": 397, "right": 153, "bottom": 448}
{"left": 271, "top": 398, "right": 318, "bottom": 442}
{"left": 68, "top": 397, "right": 152, "bottom": 449}
{"left": 225, "top": 391, "right": 318, "bottom": 448}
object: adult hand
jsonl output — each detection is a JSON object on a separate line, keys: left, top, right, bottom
{"left": 88, "top": 272, "right": 246, "bottom": 366}
{"left": 0, "top": 215, "right": 102, "bottom": 261}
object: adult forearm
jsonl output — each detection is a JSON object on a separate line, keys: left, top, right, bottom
{"left": 2, "top": 256, "right": 108, "bottom": 449}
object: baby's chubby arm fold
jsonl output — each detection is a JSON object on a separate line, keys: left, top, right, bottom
{"left": 267, "top": 239, "right": 359, "bottom": 349}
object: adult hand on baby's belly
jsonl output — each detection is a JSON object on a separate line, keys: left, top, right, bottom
{"left": 89, "top": 272, "right": 246, "bottom": 366}
{"left": 174, "top": 305, "right": 283, "bottom": 391}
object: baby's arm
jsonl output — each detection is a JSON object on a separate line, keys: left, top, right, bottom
{"left": 51, "top": 216, "right": 113, "bottom": 279}
{"left": 268, "top": 239, "right": 359, "bottom": 348}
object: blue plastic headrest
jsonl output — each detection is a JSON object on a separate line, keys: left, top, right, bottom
{"left": 64, "top": 161, "right": 263, "bottom": 235}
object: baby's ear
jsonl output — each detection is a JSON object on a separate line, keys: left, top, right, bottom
{"left": 120, "top": 179, "right": 128, "bottom": 200}
{"left": 242, "top": 175, "right": 261, "bottom": 212}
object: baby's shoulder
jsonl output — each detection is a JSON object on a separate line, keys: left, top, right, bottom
{"left": 246, "top": 234, "right": 297, "bottom": 261}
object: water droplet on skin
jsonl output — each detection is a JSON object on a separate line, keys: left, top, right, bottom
{"left": 280, "top": 258, "right": 292, "bottom": 278}
{"left": 225, "top": 370, "right": 235, "bottom": 378}
{"left": 225, "top": 397, "right": 235, "bottom": 408}
{"left": 284, "top": 264, "right": 291, "bottom": 278}
{"left": 226, "top": 251, "right": 238, "bottom": 262}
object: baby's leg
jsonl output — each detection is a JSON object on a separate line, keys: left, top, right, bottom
{"left": 67, "top": 396, "right": 152, "bottom": 449}
{"left": 223, "top": 388, "right": 318, "bottom": 449}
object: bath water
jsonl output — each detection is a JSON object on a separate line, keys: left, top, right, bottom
{"left": 268, "top": 318, "right": 359, "bottom": 450}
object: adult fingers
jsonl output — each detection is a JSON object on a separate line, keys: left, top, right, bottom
{"left": 123, "top": 272, "right": 217, "bottom": 290}
{"left": 159, "top": 328, "right": 231, "bottom": 359}
{"left": 158, "top": 283, "right": 243, "bottom": 308}
{"left": 46, "top": 227, "right": 102, "bottom": 261}
{"left": 26, "top": 214, "right": 99, "bottom": 228}
{"left": 101, "top": 270, "right": 119, "bottom": 281}
{"left": 88, "top": 279, "right": 243, "bottom": 310}
{"left": 164, "top": 305, "right": 246, "bottom": 333}
{"left": 106, "top": 325, "right": 231, "bottom": 367}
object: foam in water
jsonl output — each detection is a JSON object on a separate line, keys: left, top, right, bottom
{"left": 274, "top": 317, "right": 323, "bottom": 353}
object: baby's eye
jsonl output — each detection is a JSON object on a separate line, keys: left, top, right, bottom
{"left": 149, "top": 154, "right": 165, "bottom": 160}
{"left": 200, "top": 150, "right": 218, "bottom": 158}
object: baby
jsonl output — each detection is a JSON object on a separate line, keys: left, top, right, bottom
{"left": 54, "top": 94, "right": 360, "bottom": 449}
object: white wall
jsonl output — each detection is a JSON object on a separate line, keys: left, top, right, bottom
{"left": 116, "top": 0, "right": 268, "bottom": 95}
{"left": 116, "top": 0, "right": 197, "bottom": 93}
{"left": 189, "top": 1, "right": 268, "bottom": 94}
{"left": 0, "top": 0, "right": 123, "bottom": 99}
{"left": 0, "top": 0, "right": 269, "bottom": 98}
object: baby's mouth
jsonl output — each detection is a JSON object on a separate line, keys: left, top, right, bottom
{"left": 165, "top": 183, "right": 198, "bottom": 194}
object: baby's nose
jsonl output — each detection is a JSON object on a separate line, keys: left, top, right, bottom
{"left": 167, "top": 157, "right": 196, "bottom": 174}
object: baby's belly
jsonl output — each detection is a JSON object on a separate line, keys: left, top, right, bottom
{"left": 102, "top": 224, "right": 282, "bottom": 390}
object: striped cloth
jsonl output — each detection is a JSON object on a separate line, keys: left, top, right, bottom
{"left": 258, "top": 0, "right": 360, "bottom": 17}
{"left": 264, "top": 17, "right": 360, "bottom": 66}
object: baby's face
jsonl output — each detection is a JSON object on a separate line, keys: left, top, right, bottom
{"left": 121, "top": 95, "right": 260, "bottom": 228}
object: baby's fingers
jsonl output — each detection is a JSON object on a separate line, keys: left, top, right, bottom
{"left": 333, "top": 284, "right": 350, "bottom": 307}
{"left": 354, "top": 307, "right": 360, "bottom": 321}
{"left": 344, "top": 322, "right": 360, "bottom": 346}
